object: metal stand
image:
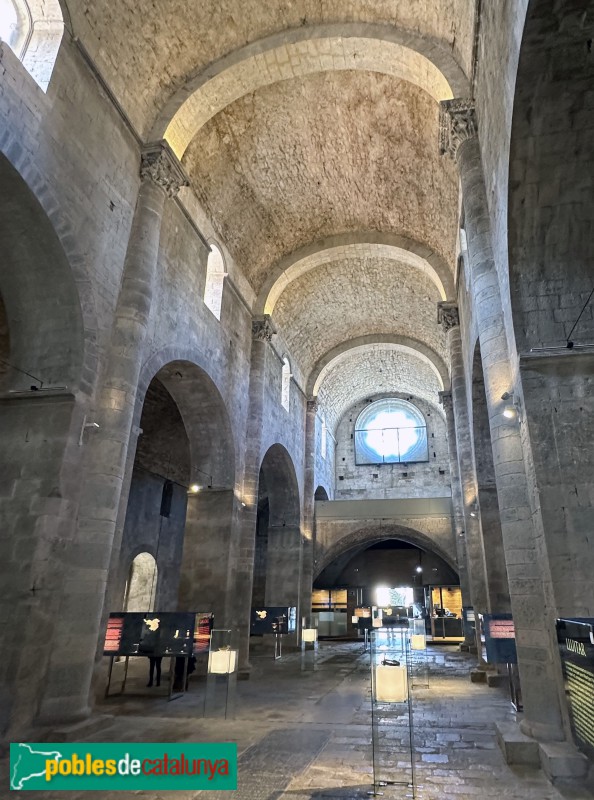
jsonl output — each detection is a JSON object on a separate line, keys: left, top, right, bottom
{"left": 274, "top": 633, "right": 283, "bottom": 660}
{"left": 369, "top": 628, "right": 415, "bottom": 798}
{"left": 507, "top": 662, "right": 523, "bottom": 711}
{"left": 105, "top": 655, "right": 130, "bottom": 697}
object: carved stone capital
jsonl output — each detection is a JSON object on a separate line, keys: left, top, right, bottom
{"left": 438, "top": 390, "right": 453, "bottom": 413}
{"left": 306, "top": 398, "right": 319, "bottom": 414}
{"left": 439, "top": 99, "right": 477, "bottom": 160}
{"left": 437, "top": 301, "right": 460, "bottom": 332}
{"left": 252, "top": 315, "right": 276, "bottom": 342}
{"left": 140, "top": 141, "right": 189, "bottom": 197}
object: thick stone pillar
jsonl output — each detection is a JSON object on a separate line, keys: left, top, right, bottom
{"left": 440, "top": 100, "right": 564, "bottom": 741}
{"left": 438, "top": 390, "right": 471, "bottom": 617}
{"left": 438, "top": 305, "right": 489, "bottom": 628}
{"left": 299, "top": 398, "right": 317, "bottom": 628}
{"left": 232, "top": 315, "right": 275, "bottom": 673}
{"left": 37, "top": 142, "right": 187, "bottom": 725}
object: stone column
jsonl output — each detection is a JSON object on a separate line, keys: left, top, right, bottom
{"left": 438, "top": 304, "right": 488, "bottom": 660}
{"left": 440, "top": 100, "right": 564, "bottom": 741}
{"left": 299, "top": 397, "right": 318, "bottom": 630}
{"left": 232, "top": 315, "right": 275, "bottom": 673}
{"left": 437, "top": 389, "right": 471, "bottom": 619}
{"left": 37, "top": 142, "right": 187, "bottom": 724}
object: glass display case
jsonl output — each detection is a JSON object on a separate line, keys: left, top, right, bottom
{"left": 204, "top": 629, "right": 238, "bottom": 719}
{"left": 370, "top": 628, "right": 415, "bottom": 797}
{"left": 409, "top": 618, "right": 429, "bottom": 689}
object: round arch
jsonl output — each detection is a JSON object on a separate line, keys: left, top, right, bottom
{"left": 0, "top": 153, "right": 85, "bottom": 391}
{"left": 253, "top": 443, "right": 302, "bottom": 610}
{"left": 315, "top": 523, "right": 458, "bottom": 580}
{"left": 308, "top": 336, "right": 449, "bottom": 398}
{"left": 155, "top": 23, "right": 470, "bottom": 156}
{"left": 259, "top": 443, "right": 301, "bottom": 528}
{"left": 135, "top": 348, "right": 237, "bottom": 489}
{"left": 257, "top": 233, "right": 454, "bottom": 315}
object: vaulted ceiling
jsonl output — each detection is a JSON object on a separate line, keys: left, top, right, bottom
{"left": 64, "top": 0, "right": 473, "bottom": 399}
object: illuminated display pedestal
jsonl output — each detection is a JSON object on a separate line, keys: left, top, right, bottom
{"left": 370, "top": 628, "right": 415, "bottom": 797}
{"left": 409, "top": 619, "right": 429, "bottom": 689}
{"left": 204, "top": 629, "right": 238, "bottom": 719}
{"left": 300, "top": 623, "right": 319, "bottom": 672}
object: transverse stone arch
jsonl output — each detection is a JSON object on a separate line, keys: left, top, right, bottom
{"left": 308, "top": 336, "right": 449, "bottom": 398}
{"left": 315, "top": 523, "right": 458, "bottom": 580}
{"left": 0, "top": 153, "right": 84, "bottom": 391}
{"left": 257, "top": 233, "right": 454, "bottom": 315}
{"left": 156, "top": 23, "right": 470, "bottom": 157}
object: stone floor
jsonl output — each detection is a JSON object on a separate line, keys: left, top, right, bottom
{"left": 3, "top": 641, "right": 593, "bottom": 799}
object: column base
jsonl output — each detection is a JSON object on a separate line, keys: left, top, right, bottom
{"left": 519, "top": 716, "right": 565, "bottom": 742}
{"left": 497, "top": 721, "right": 588, "bottom": 783}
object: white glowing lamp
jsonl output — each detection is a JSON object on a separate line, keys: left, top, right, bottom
{"left": 302, "top": 628, "right": 318, "bottom": 643}
{"left": 208, "top": 648, "right": 238, "bottom": 674}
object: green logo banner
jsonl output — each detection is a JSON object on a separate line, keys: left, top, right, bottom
{"left": 10, "top": 742, "right": 237, "bottom": 791}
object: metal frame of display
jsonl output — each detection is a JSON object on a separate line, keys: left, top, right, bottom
{"left": 409, "top": 619, "right": 429, "bottom": 690}
{"left": 369, "top": 627, "right": 415, "bottom": 798}
{"left": 204, "top": 629, "right": 239, "bottom": 719}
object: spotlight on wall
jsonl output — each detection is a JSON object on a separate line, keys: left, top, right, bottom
{"left": 501, "top": 391, "right": 519, "bottom": 420}
{"left": 415, "top": 566, "right": 423, "bottom": 574}
{"left": 189, "top": 484, "right": 201, "bottom": 494}
{"left": 241, "top": 501, "right": 246, "bottom": 507}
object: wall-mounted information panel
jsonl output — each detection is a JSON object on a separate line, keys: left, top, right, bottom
{"left": 556, "top": 617, "right": 594, "bottom": 762}
{"left": 104, "top": 612, "right": 213, "bottom": 657}
{"left": 482, "top": 614, "right": 517, "bottom": 664}
{"left": 250, "top": 607, "right": 297, "bottom": 635}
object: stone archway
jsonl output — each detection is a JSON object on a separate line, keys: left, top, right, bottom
{"left": 112, "top": 357, "right": 237, "bottom": 634}
{"left": 0, "top": 152, "right": 88, "bottom": 737}
{"left": 316, "top": 523, "right": 458, "bottom": 580}
{"left": 252, "top": 444, "right": 302, "bottom": 614}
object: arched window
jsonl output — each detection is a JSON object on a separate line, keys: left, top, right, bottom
{"left": 123, "top": 552, "right": 157, "bottom": 613}
{"left": 0, "top": 0, "right": 64, "bottom": 91}
{"left": 281, "top": 356, "right": 291, "bottom": 411}
{"left": 204, "top": 242, "right": 226, "bottom": 320}
{"left": 355, "top": 398, "right": 428, "bottom": 464}
{"left": 321, "top": 416, "right": 327, "bottom": 460}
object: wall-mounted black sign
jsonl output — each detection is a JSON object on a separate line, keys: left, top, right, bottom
{"left": 104, "top": 612, "right": 213, "bottom": 657}
{"left": 483, "top": 614, "right": 517, "bottom": 663}
{"left": 250, "top": 607, "right": 296, "bottom": 635}
{"left": 556, "top": 617, "right": 594, "bottom": 762}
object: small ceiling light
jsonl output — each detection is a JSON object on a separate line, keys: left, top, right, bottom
{"left": 241, "top": 501, "right": 246, "bottom": 507}
{"left": 189, "top": 484, "right": 200, "bottom": 494}
{"left": 470, "top": 511, "right": 477, "bottom": 518}
{"left": 416, "top": 566, "right": 423, "bottom": 573}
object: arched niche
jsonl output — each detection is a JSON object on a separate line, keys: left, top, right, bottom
{"left": 252, "top": 444, "right": 301, "bottom": 612}
{"left": 314, "top": 486, "right": 329, "bottom": 502}
{"left": 0, "top": 154, "right": 83, "bottom": 391}
{"left": 121, "top": 357, "right": 237, "bottom": 627}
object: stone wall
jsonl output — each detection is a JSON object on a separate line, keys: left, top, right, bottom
{"left": 334, "top": 395, "right": 450, "bottom": 500}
